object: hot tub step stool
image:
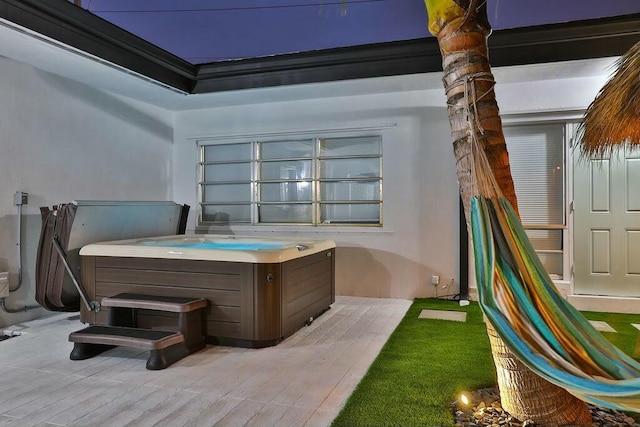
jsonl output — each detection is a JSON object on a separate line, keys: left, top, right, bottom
{"left": 69, "top": 293, "right": 207, "bottom": 370}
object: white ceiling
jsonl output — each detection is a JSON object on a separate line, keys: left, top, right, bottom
{"left": 0, "top": 18, "right": 618, "bottom": 112}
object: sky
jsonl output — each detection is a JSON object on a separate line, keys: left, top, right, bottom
{"left": 72, "top": 0, "right": 640, "bottom": 63}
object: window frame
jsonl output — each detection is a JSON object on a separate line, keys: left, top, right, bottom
{"left": 502, "top": 117, "right": 578, "bottom": 282}
{"left": 197, "top": 135, "right": 383, "bottom": 227}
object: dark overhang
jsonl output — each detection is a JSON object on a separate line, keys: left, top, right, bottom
{"left": 2, "top": 0, "right": 639, "bottom": 95}
{"left": 0, "top": 0, "right": 196, "bottom": 92}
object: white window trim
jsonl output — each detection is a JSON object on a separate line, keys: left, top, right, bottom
{"left": 196, "top": 128, "right": 388, "bottom": 230}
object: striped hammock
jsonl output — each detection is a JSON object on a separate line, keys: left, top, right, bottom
{"left": 470, "top": 194, "right": 640, "bottom": 412}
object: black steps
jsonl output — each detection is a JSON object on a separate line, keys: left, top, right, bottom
{"left": 102, "top": 293, "right": 208, "bottom": 313}
{"left": 69, "top": 293, "right": 207, "bottom": 370}
{"left": 70, "top": 325, "right": 184, "bottom": 350}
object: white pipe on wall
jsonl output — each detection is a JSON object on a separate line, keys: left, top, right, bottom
{"left": 1, "top": 193, "right": 39, "bottom": 313}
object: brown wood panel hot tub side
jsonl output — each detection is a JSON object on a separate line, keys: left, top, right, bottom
{"left": 80, "top": 249, "right": 335, "bottom": 348}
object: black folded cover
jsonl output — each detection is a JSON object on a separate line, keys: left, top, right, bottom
{"left": 35, "top": 203, "right": 190, "bottom": 312}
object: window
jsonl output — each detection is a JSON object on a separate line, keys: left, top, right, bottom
{"left": 199, "top": 135, "right": 382, "bottom": 226}
{"left": 504, "top": 123, "right": 567, "bottom": 279}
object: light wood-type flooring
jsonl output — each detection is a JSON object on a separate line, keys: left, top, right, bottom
{"left": 0, "top": 296, "right": 411, "bottom": 426}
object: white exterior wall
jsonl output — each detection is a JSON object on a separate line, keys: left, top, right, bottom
{"left": 173, "top": 89, "right": 461, "bottom": 300}
{"left": 0, "top": 50, "right": 616, "bottom": 327}
{"left": 173, "top": 69, "right": 612, "bottom": 302}
{"left": 496, "top": 75, "right": 609, "bottom": 114}
{"left": 0, "top": 58, "right": 174, "bottom": 328}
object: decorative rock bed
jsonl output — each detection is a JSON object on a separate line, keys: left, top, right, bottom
{"left": 452, "top": 387, "right": 640, "bottom": 427}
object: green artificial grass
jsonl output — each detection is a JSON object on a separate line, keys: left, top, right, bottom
{"left": 332, "top": 299, "right": 495, "bottom": 427}
{"left": 582, "top": 310, "right": 640, "bottom": 423}
{"left": 581, "top": 310, "right": 640, "bottom": 361}
{"left": 332, "top": 299, "right": 640, "bottom": 427}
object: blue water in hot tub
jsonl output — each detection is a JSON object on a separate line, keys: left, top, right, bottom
{"left": 141, "top": 241, "right": 285, "bottom": 251}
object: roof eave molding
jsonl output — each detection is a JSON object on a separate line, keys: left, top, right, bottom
{"left": 194, "top": 14, "right": 640, "bottom": 93}
{"left": 2, "top": 0, "right": 639, "bottom": 95}
{"left": 0, "top": 0, "right": 196, "bottom": 92}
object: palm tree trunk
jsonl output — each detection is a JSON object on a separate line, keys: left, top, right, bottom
{"left": 487, "top": 325, "right": 593, "bottom": 425}
{"left": 437, "top": 24, "right": 517, "bottom": 217}
{"left": 426, "top": 1, "right": 592, "bottom": 424}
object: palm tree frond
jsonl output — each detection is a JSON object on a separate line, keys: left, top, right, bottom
{"left": 579, "top": 41, "right": 640, "bottom": 158}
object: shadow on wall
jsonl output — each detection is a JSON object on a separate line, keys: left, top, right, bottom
{"left": 335, "top": 246, "right": 447, "bottom": 300}
{"left": 0, "top": 214, "right": 16, "bottom": 276}
{"left": 37, "top": 70, "right": 173, "bottom": 142}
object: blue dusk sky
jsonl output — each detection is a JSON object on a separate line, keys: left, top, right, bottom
{"left": 74, "top": 0, "right": 640, "bottom": 63}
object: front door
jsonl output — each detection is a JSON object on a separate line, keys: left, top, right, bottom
{"left": 573, "top": 148, "right": 640, "bottom": 297}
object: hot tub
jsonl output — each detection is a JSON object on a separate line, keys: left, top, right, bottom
{"left": 79, "top": 235, "right": 336, "bottom": 348}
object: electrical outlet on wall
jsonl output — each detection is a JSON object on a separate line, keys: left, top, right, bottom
{"left": 431, "top": 275, "right": 440, "bottom": 286}
{"left": 14, "top": 191, "right": 28, "bottom": 206}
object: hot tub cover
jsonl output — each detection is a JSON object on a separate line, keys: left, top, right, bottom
{"left": 35, "top": 201, "right": 189, "bottom": 311}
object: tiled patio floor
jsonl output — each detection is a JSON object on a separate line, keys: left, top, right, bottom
{"left": 0, "top": 296, "right": 411, "bottom": 427}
